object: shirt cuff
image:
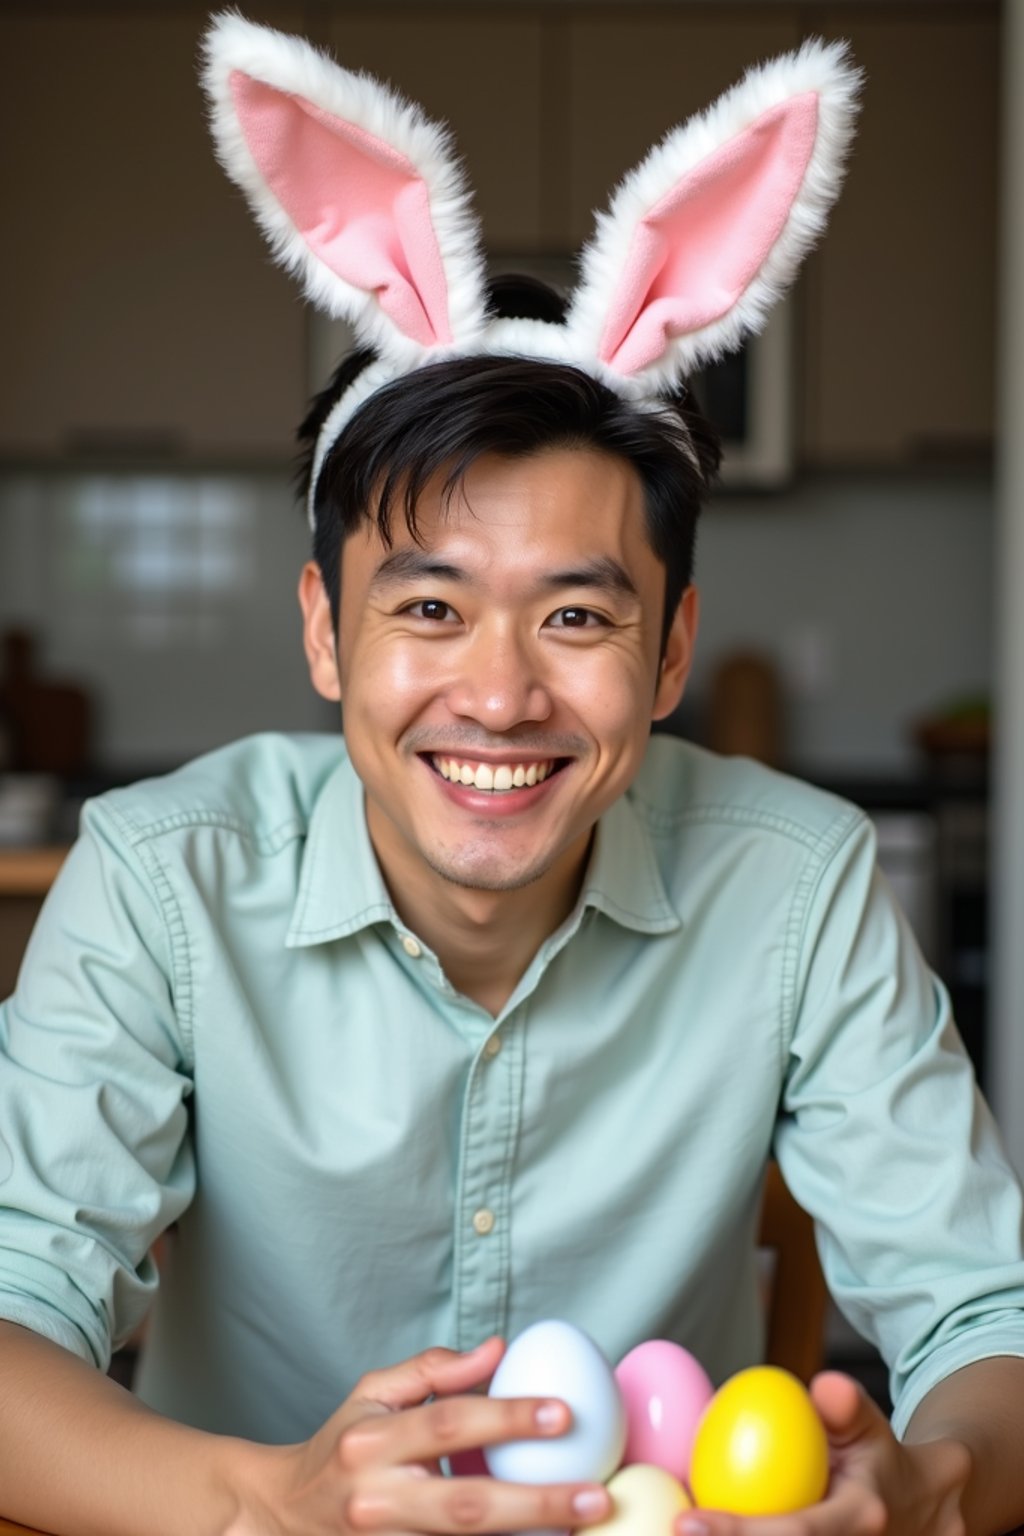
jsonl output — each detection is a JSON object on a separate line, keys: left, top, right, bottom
{"left": 0, "top": 1296, "right": 104, "bottom": 1369}
{"left": 891, "top": 1327, "right": 1024, "bottom": 1438}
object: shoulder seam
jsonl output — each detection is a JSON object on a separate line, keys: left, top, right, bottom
{"left": 99, "top": 800, "right": 198, "bottom": 1070}
{"left": 778, "top": 804, "right": 867, "bottom": 1076}
{"left": 631, "top": 794, "right": 849, "bottom": 852}
{"left": 101, "top": 804, "right": 308, "bottom": 858}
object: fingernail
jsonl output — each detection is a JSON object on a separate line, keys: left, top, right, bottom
{"left": 679, "top": 1521, "right": 710, "bottom": 1536}
{"left": 535, "top": 1401, "right": 566, "bottom": 1430}
{"left": 572, "top": 1489, "right": 609, "bottom": 1518}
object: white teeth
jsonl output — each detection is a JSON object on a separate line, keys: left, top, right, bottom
{"left": 432, "top": 756, "right": 558, "bottom": 792}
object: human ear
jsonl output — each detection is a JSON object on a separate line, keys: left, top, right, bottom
{"left": 652, "top": 585, "right": 700, "bottom": 720}
{"left": 298, "top": 561, "right": 342, "bottom": 703}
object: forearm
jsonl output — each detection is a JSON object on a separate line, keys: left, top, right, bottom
{"left": 0, "top": 1321, "right": 268, "bottom": 1536}
{"left": 903, "top": 1355, "right": 1024, "bottom": 1536}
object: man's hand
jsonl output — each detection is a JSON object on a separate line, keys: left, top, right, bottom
{"left": 229, "top": 1336, "right": 612, "bottom": 1536}
{"left": 676, "top": 1372, "right": 971, "bottom": 1536}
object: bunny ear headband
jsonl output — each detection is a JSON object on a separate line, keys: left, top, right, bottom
{"left": 202, "top": 13, "right": 861, "bottom": 526}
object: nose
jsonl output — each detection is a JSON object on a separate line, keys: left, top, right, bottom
{"left": 445, "top": 622, "right": 553, "bottom": 731}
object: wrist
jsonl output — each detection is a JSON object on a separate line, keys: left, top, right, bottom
{"left": 216, "top": 1436, "right": 297, "bottom": 1536}
{"left": 905, "top": 1434, "right": 975, "bottom": 1534}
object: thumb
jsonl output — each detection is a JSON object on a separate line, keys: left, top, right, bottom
{"left": 810, "top": 1371, "right": 889, "bottom": 1449}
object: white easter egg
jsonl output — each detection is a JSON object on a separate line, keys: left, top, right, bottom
{"left": 484, "top": 1319, "right": 626, "bottom": 1484}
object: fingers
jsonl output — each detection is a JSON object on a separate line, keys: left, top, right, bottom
{"left": 354, "top": 1339, "right": 507, "bottom": 1415}
{"left": 345, "top": 1470, "right": 611, "bottom": 1535}
{"left": 676, "top": 1479, "right": 886, "bottom": 1536}
{"left": 809, "top": 1372, "right": 887, "bottom": 1448}
{"left": 341, "top": 1392, "right": 572, "bottom": 1471}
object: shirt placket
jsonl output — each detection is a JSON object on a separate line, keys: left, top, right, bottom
{"left": 451, "top": 1009, "right": 525, "bottom": 1351}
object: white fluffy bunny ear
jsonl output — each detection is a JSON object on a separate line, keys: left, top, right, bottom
{"left": 201, "top": 11, "right": 489, "bottom": 368}
{"left": 563, "top": 38, "right": 861, "bottom": 392}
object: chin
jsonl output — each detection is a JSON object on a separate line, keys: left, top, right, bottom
{"left": 423, "top": 849, "right": 561, "bottom": 894}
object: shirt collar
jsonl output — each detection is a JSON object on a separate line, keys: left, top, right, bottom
{"left": 576, "top": 786, "right": 681, "bottom": 936}
{"left": 286, "top": 747, "right": 681, "bottom": 948}
{"left": 286, "top": 751, "right": 394, "bottom": 948}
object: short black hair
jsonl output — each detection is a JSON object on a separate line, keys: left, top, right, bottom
{"left": 295, "top": 275, "right": 720, "bottom": 650}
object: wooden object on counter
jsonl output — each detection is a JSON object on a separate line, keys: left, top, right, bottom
{"left": 708, "top": 650, "right": 783, "bottom": 767}
{"left": 1, "top": 630, "right": 92, "bottom": 777}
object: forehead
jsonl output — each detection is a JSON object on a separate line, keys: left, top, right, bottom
{"left": 348, "top": 445, "right": 657, "bottom": 575}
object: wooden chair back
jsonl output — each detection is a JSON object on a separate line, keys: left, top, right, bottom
{"left": 757, "top": 1160, "right": 829, "bottom": 1383}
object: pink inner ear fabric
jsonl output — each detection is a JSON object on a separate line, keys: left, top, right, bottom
{"left": 599, "top": 93, "right": 819, "bottom": 376}
{"left": 229, "top": 71, "right": 451, "bottom": 347}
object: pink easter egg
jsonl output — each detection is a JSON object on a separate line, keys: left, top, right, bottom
{"left": 614, "top": 1340, "right": 714, "bottom": 1483}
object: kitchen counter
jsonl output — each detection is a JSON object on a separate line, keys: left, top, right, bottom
{"left": 0, "top": 846, "right": 69, "bottom": 896}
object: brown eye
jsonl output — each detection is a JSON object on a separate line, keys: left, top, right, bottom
{"left": 410, "top": 599, "right": 453, "bottom": 621}
{"left": 550, "top": 607, "right": 603, "bottom": 628}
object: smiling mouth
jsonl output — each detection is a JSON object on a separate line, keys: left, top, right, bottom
{"left": 427, "top": 755, "right": 569, "bottom": 793}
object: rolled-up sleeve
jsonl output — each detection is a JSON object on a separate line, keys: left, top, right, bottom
{"left": 773, "top": 813, "right": 1024, "bottom": 1437}
{"left": 0, "top": 798, "right": 195, "bottom": 1369}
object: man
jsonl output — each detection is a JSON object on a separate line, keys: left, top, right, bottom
{"left": 2, "top": 15, "right": 1024, "bottom": 1536}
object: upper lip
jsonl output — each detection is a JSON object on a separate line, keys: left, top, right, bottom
{"left": 421, "top": 749, "right": 567, "bottom": 764}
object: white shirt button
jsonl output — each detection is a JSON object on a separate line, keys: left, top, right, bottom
{"left": 400, "top": 934, "right": 422, "bottom": 958}
{"left": 482, "top": 1033, "right": 502, "bottom": 1060}
{"left": 472, "top": 1208, "right": 495, "bottom": 1236}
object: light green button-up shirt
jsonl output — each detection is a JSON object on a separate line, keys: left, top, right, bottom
{"left": 1, "top": 733, "right": 1022, "bottom": 1442}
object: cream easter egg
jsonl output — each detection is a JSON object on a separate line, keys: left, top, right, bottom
{"left": 582, "top": 1464, "right": 691, "bottom": 1536}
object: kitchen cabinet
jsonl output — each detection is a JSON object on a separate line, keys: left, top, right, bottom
{"left": 0, "top": 850, "right": 67, "bottom": 996}
{"left": 0, "top": 6, "right": 307, "bottom": 463}
{"left": 800, "top": 6, "right": 999, "bottom": 464}
{"left": 0, "top": 2, "right": 1001, "bottom": 470}
{"left": 561, "top": 6, "right": 801, "bottom": 250}
{"left": 323, "top": 9, "right": 545, "bottom": 254}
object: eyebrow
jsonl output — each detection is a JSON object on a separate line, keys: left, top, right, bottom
{"left": 370, "top": 548, "right": 639, "bottom": 600}
{"left": 369, "top": 549, "right": 465, "bottom": 590}
{"left": 540, "top": 556, "right": 639, "bottom": 600}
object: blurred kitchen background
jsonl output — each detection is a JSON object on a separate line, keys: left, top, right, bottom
{"left": 2, "top": 0, "right": 1024, "bottom": 1399}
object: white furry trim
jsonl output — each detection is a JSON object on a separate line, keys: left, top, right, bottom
{"left": 306, "top": 316, "right": 700, "bottom": 523}
{"left": 563, "top": 37, "right": 862, "bottom": 389}
{"left": 202, "top": 11, "right": 489, "bottom": 368}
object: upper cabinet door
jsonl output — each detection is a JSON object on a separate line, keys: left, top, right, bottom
{"left": 561, "top": 7, "right": 802, "bottom": 250}
{"left": 800, "top": 8, "right": 999, "bottom": 464}
{"left": 0, "top": 9, "right": 308, "bottom": 462}
{"left": 324, "top": 8, "right": 545, "bottom": 254}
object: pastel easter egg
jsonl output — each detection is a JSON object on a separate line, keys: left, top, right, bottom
{"left": 581, "top": 1464, "right": 691, "bottom": 1536}
{"left": 484, "top": 1319, "right": 626, "bottom": 1485}
{"left": 689, "top": 1366, "right": 829, "bottom": 1516}
{"left": 615, "top": 1340, "right": 714, "bottom": 1482}
{"left": 448, "top": 1446, "right": 490, "bottom": 1477}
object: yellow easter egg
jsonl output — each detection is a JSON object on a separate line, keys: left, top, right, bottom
{"left": 585, "top": 1463, "right": 691, "bottom": 1536}
{"left": 689, "top": 1366, "right": 828, "bottom": 1516}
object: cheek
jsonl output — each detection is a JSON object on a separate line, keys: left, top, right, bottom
{"left": 558, "top": 646, "right": 657, "bottom": 733}
{"left": 342, "top": 635, "right": 441, "bottom": 711}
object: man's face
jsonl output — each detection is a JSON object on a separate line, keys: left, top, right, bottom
{"left": 300, "top": 446, "right": 698, "bottom": 899}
